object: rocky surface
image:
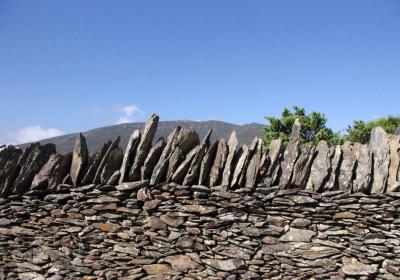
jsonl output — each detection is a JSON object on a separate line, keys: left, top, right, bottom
{"left": 1, "top": 113, "right": 400, "bottom": 279}
{"left": 1, "top": 184, "right": 400, "bottom": 279}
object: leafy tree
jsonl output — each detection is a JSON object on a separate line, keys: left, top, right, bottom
{"left": 262, "top": 106, "right": 342, "bottom": 150}
{"left": 344, "top": 116, "right": 400, "bottom": 144}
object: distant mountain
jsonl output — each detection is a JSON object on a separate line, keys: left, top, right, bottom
{"left": 17, "top": 120, "right": 264, "bottom": 154}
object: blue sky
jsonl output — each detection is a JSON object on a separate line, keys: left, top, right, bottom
{"left": 1, "top": 0, "right": 399, "bottom": 144}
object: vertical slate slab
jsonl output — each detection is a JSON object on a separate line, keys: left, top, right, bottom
{"left": 198, "top": 140, "right": 218, "bottom": 186}
{"left": 306, "top": 141, "right": 331, "bottom": 192}
{"left": 279, "top": 119, "right": 301, "bottom": 187}
{"left": 209, "top": 139, "right": 228, "bottom": 187}
{"left": 262, "top": 138, "right": 284, "bottom": 188}
{"left": 93, "top": 136, "right": 121, "bottom": 184}
{"left": 130, "top": 114, "right": 159, "bottom": 181}
{"left": 119, "top": 130, "right": 140, "bottom": 183}
{"left": 324, "top": 145, "right": 341, "bottom": 191}
{"left": 70, "top": 133, "right": 88, "bottom": 187}
{"left": 245, "top": 139, "right": 262, "bottom": 189}
{"left": 338, "top": 141, "right": 357, "bottom": 192}
{"left": 141, "top": 137, "right": 166, "bottom": 180}
{"left": 387, "top": 135, "right": 400, "bottom": 192}
{"left": 221, "top": 131, "right": 238, "bottom": 187}
{"left": 291, "top": 147, "right": 316, "bottom": 188}
{"left": 370, "top": 127, "right": 390, "bottom": 194}
{"left": 353, "top": 143, "right": 372, "bottom": 193}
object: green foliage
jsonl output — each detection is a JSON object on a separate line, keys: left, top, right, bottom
{"left": 262, "top": 106, "right": 342, "bottom": 150}
{"left": 344, "top": 116, "right": 400, "bottom": 144}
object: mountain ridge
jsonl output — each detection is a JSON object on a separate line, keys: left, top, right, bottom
{"left": 17, "top": 120, "right": 264, "bottom": 154}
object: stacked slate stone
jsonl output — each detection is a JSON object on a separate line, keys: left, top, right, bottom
{"left": 0, "top": 113, "right": 400, "bottom": 279}
{"left": 1, "top": 178, "right": 400, "bottom": 278}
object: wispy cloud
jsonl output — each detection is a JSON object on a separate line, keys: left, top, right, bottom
{"left": 0, "top": 126, "right": 64, "bottom": 145}
{"left": 116, "top": 104, "right": 143, "bottom": 124}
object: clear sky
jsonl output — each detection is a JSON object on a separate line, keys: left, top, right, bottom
{"left": 1, "top": 0, "right": 399, "bottom": 144}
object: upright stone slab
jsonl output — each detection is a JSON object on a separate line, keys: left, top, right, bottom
{"left": 172, "top": 146, "right": 200, "bottom": 184}
{"left": 129, "top": 114, "right": 159, "bottom": 181}
{"left": 370, "top": 127, "right": 390, "bottom": 194}
{"left": 0, "top": 146, "right": 22, "bottom": 197}
{"left": 81, "top": 141, "right": 112, "bottom": 185}
{"left": 93, "top": 136, "right": 121, "bottom": 184}
{"left": 387, "top": 135, "right": 400, "bottom": 192}
{"left": 238, "top": 137, "right": 259, "bottom": 187}
{"left": 31, "top": 153, "right": 71, "bottom": 190}
{"left": 221, "top": 131, "right": 238, "bottom": 187}
{"left": 245, "top": 139, "right": 262, "bottom": 189}
{"left": 183, "top": 129, "right": 212, "bottom": 186}
{"left": 231, "top": 145, "right": 249, "bottom": 187}
{"left": 101, "top": 147, "right": 123, "bottom": 184}
{"left": 353, "top": 143, "right": 372, "bottom": 193}
{"left": 198, "top": 140, "right": 218, "bottom": 186}
{"left": 12, "top": 143, "right": 56, "bottom": 194}
{"left": 279, "top": 119, "right": 301, "bottom": 187}
{"left": 306, "top": 141, "right": 331, "bottom": 192}
{"left": 291, "top": 147, "right": 316, "bottom": 188}
{"left": 338, "top": 141, "right": 357, "bottom": 192}
{"left": 70, "top": 133, "right": 89, "bottom": 187}
{"left": 324, "top": 145, "right": 341, "bottom": 191}
{"left": 150, "top": 127, "right": 181, "bottom": 185}
{"left": 167, "top": 147, "right": 184, "bottom": 181}
{"left": 263, "top": 139, "right": 284, "bottom": 188}
{"left": 119, "top": 130, "right": 140, "bottom": 183}
{"left": 142, "top": 137, "right": 166, "bottom": 180}
{"left": 209, "top": 139, "right": 228, "bottom": 187}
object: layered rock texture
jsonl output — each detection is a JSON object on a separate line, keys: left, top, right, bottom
{"left": 0, "top": 114, "right": 400, "bottom": 279}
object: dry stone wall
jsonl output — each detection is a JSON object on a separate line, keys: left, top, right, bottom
{"left": 0, "top": 114, "right": 400, "bottom": 279}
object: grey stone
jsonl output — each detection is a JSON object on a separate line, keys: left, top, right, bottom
{"left": 141, "top": 137, "right": 166, "bottom": 180}
{"left": 279, "top": 228, "right": 316, "bottom": 242}
{"left": 129, "top": 114, "right": 159, "bottom": 181}
{"left": 341, "top": 256, "right": 378, "bottom": 276}
{"left": 171, "top": 146, "right": 200, "bottom": 184}
{"left": 166, "top": 147, "right": 184, "bottom": 181}
{"left": 177, "top": 128, "right": 200, "bottom": 154}
{"left": 209, "top": 138, "right": 228, "bottom": 187}
{"left": 387, "top": 135, "right": 400, "bottom": 192}
{"left": 263, "top": 138, "right": 284, "bottom": 187}
{"left": 203, "top": 258, "right": 245, "bottom": 272}
{"left": 70, "top": 133, "right": 88, "bottom": 187}
{"left": 370, "top": 127, "right": 390, "bottom": 193}
{"left": 81, "top": 141, "right": 112, "bottom": 185}
{"left": 150, "top": 127, "right": 181, "bottom": 185}
{"left": 353, "top": 143, "right": 372, "bottom": 193}
{"left": 245, "top": 138, "right": 262, "bottom": 189}
{"left": 12, "top": 143, "right": 56, "bottom": 194}
{"left": 183, "top": 129, "right": 211, "bottom": 186}
{"left": 198, "top": 139, "right": 218, "bottom": 186}
{"left": 291, "top": 147, "right": 316, "bottom": 188}
{"left": 306, "top": 141, "right": 331, "bottom": 192}
{"left": 31, "top": 153, "right": 71, "bottom": 191}
{"left": 279, "top": 119, "right": 301, "bottom": 187}
{"left": 100, "top": 147, "right": 123, "bottom": 184}
{"left": 231, "top": 145, "right": 249, "bottom": 187}
{"left": 338, "top": 141, "right": 357, "bottom": 192}
{"left": 325, "top": 145, "right": 342, "bottom": 191}
{"left": 93, "top": 136, "right": 121, "bottom": 184}
{"left": 119, "top": 129, "right": 140, "bottom": 183}
{"left": 221, "top": 131, "right": 238, "bottom": 186}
